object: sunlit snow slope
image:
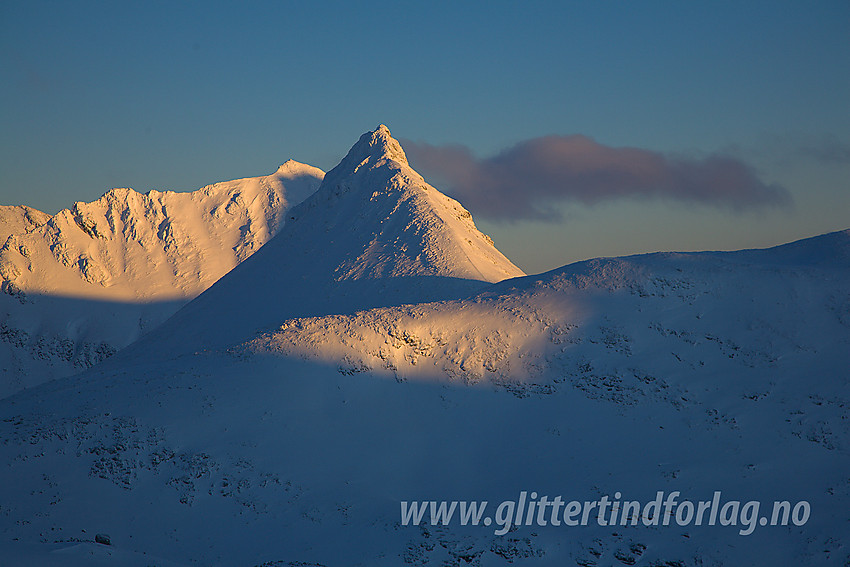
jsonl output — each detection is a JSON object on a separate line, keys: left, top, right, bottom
{"left": 249, "top": 230, "right": 850, "bottom": 388}
{"left": 1, "top": 160, "right": 323, "bottom": 300}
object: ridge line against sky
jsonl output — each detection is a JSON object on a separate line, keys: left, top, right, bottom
{"left": 1, "top": 1, "right": 848, "bottom": 274}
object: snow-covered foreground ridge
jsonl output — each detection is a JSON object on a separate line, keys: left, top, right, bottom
{"left": 0, "top": 160, "right": 324, "bottom": 396}
{"left": 0, "top": 125, "right": 847, "bottom": 566}
{"left": 246, "top": 228, "right": 850, "bottom": 386}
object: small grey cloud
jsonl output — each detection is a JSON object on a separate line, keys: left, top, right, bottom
{"left": 402, "top": 135, "right": 791, "bottom": 222}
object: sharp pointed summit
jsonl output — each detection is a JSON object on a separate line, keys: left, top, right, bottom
{"left": 313, "top": 124, "right": 414, "bottom": 207}
{"left": 327, "top": 124, "right": 409, "bottom": 175}
{"left": 291, "top": 124, "right": 524, "bottom": 282}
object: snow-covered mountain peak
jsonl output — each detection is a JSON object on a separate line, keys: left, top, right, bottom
{"left": 275, "top": 159, "right": 321, "bottom": 175}
{"left": 116, "top": 127, "right": 524, "bottom": 358}
{"left": 293, "top": 125, "right": 523, "bottom": 283}
{"left": 361, "top": 123, "right": 407, "bottom": 165}
{"left": 324, "top": 125, "right": 409, "bottom": 184}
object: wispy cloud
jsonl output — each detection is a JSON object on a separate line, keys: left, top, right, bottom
{"left": 402, "top": 135, "right": 791, "bottom": 222}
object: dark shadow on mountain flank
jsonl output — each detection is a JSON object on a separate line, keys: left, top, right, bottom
{"left": 0, "top": 288, "right": 186, "bottom": 399}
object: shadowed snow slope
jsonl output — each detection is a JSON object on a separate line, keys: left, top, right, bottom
{"left": 117, "top": 125, "right": 524, "bottom": 359}
{"left": 0, "top": 162, "right": 323, "bottom": 396}
{"left": 0, "top": 229, "right": 846, "bottom": 566}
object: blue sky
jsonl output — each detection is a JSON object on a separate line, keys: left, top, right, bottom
{"left": 1, "top": 1, "right": 848, "bottom": 274}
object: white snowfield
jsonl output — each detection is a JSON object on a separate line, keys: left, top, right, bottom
{"left": 0, "top": 161, "right": 323, "bottom": 396}
{"left": 0, "top": 126, "right": 847, "bottom": 567}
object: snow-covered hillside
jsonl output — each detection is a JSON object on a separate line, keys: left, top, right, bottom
{"left": 0, "top": 126, "right": 846, "bottom": 566}
{"left": 0, "top": 161, "right": 324, "bottom": 396}
{"left": 248, "top": 230, "right": 850, "bottom": 389}
{"left": 0, "top": 229, "right": 846, "bottom": 566}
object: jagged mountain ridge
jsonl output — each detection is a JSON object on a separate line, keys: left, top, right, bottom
{"left": 0, "top": 159, "right": 324, "bottom": 300}
{"left": 0, "top": 161, "right": 324, "bottom": 397}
